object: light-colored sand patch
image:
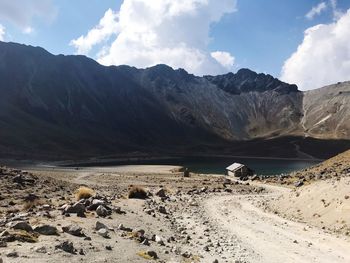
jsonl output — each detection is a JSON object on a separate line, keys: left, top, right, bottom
{"left": 102, "top": 165, "right": 182, "bottom": 174}
{"left": 269, "top": 176, "right": 350, "bottom": 234}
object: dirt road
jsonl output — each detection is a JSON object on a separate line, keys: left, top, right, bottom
{"left": 203, "top": 185, "right": 350, "bottom": 263}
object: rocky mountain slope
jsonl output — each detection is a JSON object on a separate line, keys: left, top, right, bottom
{"left": 0, "top": 41, "right": 349, "bottom": 159}
{"left": 303, "top": 82, "right": 350, "bottom": 139}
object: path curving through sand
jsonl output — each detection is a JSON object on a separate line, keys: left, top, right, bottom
{"left": 203, "top": 186, "right": 350, "bottom": 263}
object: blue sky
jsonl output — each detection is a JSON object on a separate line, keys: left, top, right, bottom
{"left": 0, "top": 0, "right": 350, "bottom": 90}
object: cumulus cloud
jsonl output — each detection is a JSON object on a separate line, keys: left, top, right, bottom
{"left": 305, "top": 2, "right": 327, "bottom": 20}
{"left": 71, "top": 0, "right": 237, "bottom": 76}
{"left": 281, "top": 9, "right": 350, "bottom": 90}
{"left": 0, "top": 24, "right": 5, "bottom": 41}
{"left": 211, "top": 51, "right": 235, "bottom": 69}
{"left": 0, "top": 0, "right": 56, "bottom": 32}
{"left": 70, "top": 9, "right": 119, "bottom": 55}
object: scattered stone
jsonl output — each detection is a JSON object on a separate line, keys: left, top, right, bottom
{"left": 97, "top": 228, "right": 109, "bottom": 238}
{"left": 34, "top": 246, "right": 47, "bottom": 253}
{"left": 141, "top": 238, "right": 150, "bottom": 246}
{"left": 155, "top": 188, "right": 167, "bottom": 198}
{"left": 9, "top": 221, "right": 33, "bottom": 232}
{"left": 55, "top": 241, "right": 76, "bottom": 254}
{"left": 146, "top": 251, "right": 158, "bottom": 259}
{"left": 294, "top": 181, "right": 304, "bottom": 187}
{"left": 6, "top": 251, "right": 18, "bottom": 258}
{"left": 64, "top": 202, "right": 86, "bottom": 217}
{"left": 118, "top": 224, "right": 132, "bottom": 232}
{"left": 154, "top": 235, "right": 165, "bottom": 246}
{"left": 62, "top": 225, "right": 85, "bottom": 237}
{"left": 96, "top": 205, "right": 108, "bottom": 217}
{"left": 95, "top": 221, "right": 108, "bottom": 231}
{"left": 34, "top": 225, "right": 58, "bottom": 235}
{"left": 158, "top": 206, "right": 167, "bottom": 214}
{"left": 0, "top": 241, "right": 7, "bottom": 247}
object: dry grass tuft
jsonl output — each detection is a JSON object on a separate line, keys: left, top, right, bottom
{"left": 23, "top": 194, "right": 42, "bottom": 211}
{"left": 128, "top": 185, "right": 148, "bottom": 199}
{"left": 75, "top": 186, "right": 95, "bottom": 200}
{"left": 137, "top": 251, "right": 157, "bottom": 260}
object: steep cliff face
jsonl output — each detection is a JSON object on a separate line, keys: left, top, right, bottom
{"left": 303, "top": 82, "right": 350, "bottom": 139}
{"left": 0, "top": 41, "right": 348, "bottom": 159}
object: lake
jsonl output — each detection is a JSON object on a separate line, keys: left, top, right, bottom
{"left": 76, "top": 156, "right": 321, "bottom": 176}
{"left": 178, "top": 157, "right": 320, "bottom": 175}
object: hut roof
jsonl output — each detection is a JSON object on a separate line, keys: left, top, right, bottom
{"left": 226, "top": 162, "right": 245, "bottom": 172}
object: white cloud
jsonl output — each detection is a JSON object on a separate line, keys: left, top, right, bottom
{"left": 0, "top": 0, "right": 56, "bottom": 31}
{"left": 281, "top": 9, "right": 350, "bottom": 90}
{"left": 211, "top": 51, "right": 235, "bottom": 69}
{"left": 305, "top": 2, "right": 327, "bottom": 20}
{"left": 0, "top": 24, "right": 5, "bottom": 41}
{"left": 23, "top": 26, "right": 34, "bottom": 35}
{"left": 70, "top": 9, "right": 119, "bottom": 55}
{"left": 71, "top": 0, "right": 237, "bottom": 76}
{"left": 330, "top": 0, "right": 343, "bottom": 20}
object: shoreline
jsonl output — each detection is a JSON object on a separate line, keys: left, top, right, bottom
{"left": 52, "top": 154, "right": 323, "bottom": 168}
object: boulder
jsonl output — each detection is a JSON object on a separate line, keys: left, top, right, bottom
{"left": 55, "top": 241, "right": 76, "bottom": 254}
{"left": 96, "top": 205, "right": 108, "bottom": 217}
{"left": 34, "top": 225, "right": 58, "bottom": 236}
{"left": 62, "top": 225, "right": 85, "bottom": 237}
{"left": 97, "top": 228, "right": 109, "bottom": 238}
{"left": 95, "top": 221, "right": 108, "bottom": 231}
{"left": 9, "top": 221, "right": 33, "bottom": 232}
{"left": 64, "top": 202, "right": 86, "bottom": 217}
{"left": 155, "top": 188, "right": 167, "bottom": 198}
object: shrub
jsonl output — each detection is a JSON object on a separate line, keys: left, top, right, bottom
{"left": 75, "top": 186, "right": 94, "bottom": 200}
{"left": 128, "top": 185, "right": 148, "bottom": 199}
{"left": 23, "top": 194, "right": 41, "bottom": 210}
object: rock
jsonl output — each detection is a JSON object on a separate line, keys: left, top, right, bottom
{"left": 64, "top": 202, "right": 86, "bottom": 217}
{"left": 55, "top": 241, "right": 76, "bottom": 254}
{"left": 141, "top": 238, "right": 150, "bottom": 246}
{"left": 9, "top": 221, "right": 33, "bottom": 232}
{"left": 113, "top": 206, "right": 126, "bottom": 214}
{"left": 144, "top": 208, "right": 155, "bottom": 215}
{"left": 158, "top": 206, "right": 167, "bottom": 214}
{"left": 97, "top": 228, "right": 109, "bottom": 238}
{"left": 0, "top": 241, "right": 7, "bottom": 247}
{"left": 62, "top": 225, "right": 85, "bottom": 237}
{"left": 95, "top": 221, "right": 108, "bottom": 231}
{"left": 117, "top": 224, "right": 132, "bottom": 232}
{"left": 294, "top": 180, "right": 304, "bottom": 187}
{"left": 96, "top": 205, "right": 108, "bottom": 217}
{"left": 34, "top": 246, "right": 47, "bottom": 253}
{"left": 87, "top": 199, "right": 105, "bottom": 211}
{"left": 155, "top": 235, "right": 165, "bottom": 245}
{"left": 6, "top": 251, "right": 18, "bottom": 258}
{"left": 213, "top": 259, "right": 219, "bottom": 263}
{"left": 155, "top": 188, "right": 167, "bottom": 198}
{"left": 146, "top": 251, "right": 158, "bottom": 259}
{"left": 105, "top": 245, "right": 112, "bottom": 250}
{"left": 34, "top": 225, "right": 58, "bottom": 235}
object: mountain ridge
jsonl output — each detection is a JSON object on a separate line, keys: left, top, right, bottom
{"left": 0, "top": 41, "right": 349, "bottom": 160}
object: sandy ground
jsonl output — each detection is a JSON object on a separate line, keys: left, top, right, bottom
{"left": 1, "top": 164, "right": 349, "bottom": 262}
{"left": 268, "top": 177, "right": 350, "bottom": 235}
{"left": 203, "top": 187, "right": 350, "bottom": 263}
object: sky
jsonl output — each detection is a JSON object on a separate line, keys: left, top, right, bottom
{"left": 0, "top": 0, "right": 350, "bottom": 90}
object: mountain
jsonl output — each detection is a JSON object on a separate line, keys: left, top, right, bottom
{"left": 0, "top": 41, "right": 349, "bottom": 160}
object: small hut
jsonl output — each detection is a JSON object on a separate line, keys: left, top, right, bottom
{"left": 226, "top": 163, "right": 253, "bottom": 177}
